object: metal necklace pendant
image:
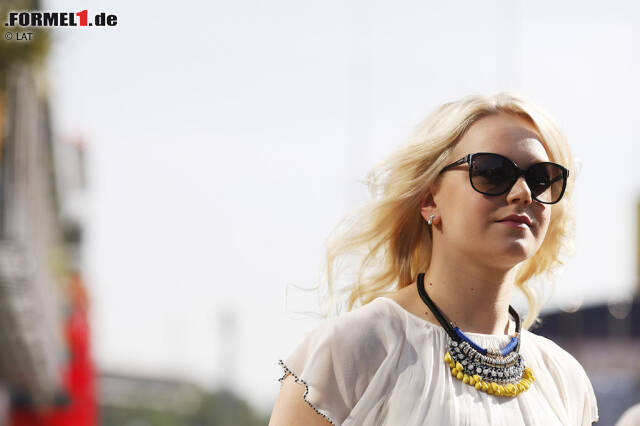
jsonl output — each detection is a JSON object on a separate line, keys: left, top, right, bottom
{"left": 416, "top": 273, "right": 535, "bottom": 397}
{"left": 444, "top": 337, "right": 534, "bottom": 397}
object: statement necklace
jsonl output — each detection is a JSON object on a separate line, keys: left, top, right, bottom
{"left": 416, "top": 273, "right": 535, "bottom": 397}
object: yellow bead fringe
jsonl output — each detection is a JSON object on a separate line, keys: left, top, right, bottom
{"left": 444, "top": 351, "right": 534, "bottom": 398}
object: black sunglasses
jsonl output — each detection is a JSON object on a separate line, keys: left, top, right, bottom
{"left": 439, "top": 152, "right": 569, "bottom": 204}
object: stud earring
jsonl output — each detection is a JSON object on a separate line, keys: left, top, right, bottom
{"left": 427, "top": 214, "right": 435, "bottom": 225}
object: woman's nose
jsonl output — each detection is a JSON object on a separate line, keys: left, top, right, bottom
{"left": 506, "top": 176, "right": 532, "bottom": 205}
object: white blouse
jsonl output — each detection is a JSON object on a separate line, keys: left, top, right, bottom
{"left": 278, "top": 297, "right": 599, "bottom": 426}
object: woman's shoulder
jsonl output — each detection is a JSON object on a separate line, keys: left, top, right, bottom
{"left": 521, "top": 330, "right": 599, "bottom": 423}
{"left": 525, "top": 332, "right": 596, "bottom": 400}
{"left": 521, "top": 329, "right": 592, "bottom": 383}
{"left": 278, "top": 297, "right": 408, "bottom": 424}
{"left": 521, "top": 329, "right": 587, "bottom": 372}
{"left": 286, "top": 297, "right": 410, "bottom": 381}
{"left": 337, "top": 296, "right": 406, "bottom": 325}
{"left": 287, "top": 296, "right": 408, "bottom": 363}
{"left": 316, "top": 297, "right": 408, "bottom": 348}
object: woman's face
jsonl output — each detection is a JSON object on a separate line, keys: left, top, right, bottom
{"left": 427, "top": 112, "right": 552, "bottom": 270}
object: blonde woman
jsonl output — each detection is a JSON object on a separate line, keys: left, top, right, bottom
{"left": 269, "top": 93, "right": 598, "bottom": 425}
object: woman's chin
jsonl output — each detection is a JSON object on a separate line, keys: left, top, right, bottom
{"left": 488, "top": 242, "right": 536, "bottom": 267}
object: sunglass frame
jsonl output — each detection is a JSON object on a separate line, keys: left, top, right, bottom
{"left": 439, "top": 152, "right": 569, "bottom": 204}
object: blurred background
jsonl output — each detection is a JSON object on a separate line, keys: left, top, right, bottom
{"left": 0, "top": 0, "right": 638, "bottom": 425}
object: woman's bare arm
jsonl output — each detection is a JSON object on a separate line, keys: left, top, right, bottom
{"left": 269, "top": 374, "right": 333, "bottom": 426}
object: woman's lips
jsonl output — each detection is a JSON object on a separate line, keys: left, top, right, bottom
{"left": 498, "top": 220, "right": 529, "bottom": 228}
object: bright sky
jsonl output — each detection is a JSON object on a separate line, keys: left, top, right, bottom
{"left": 45, "top": 0, "right": 639, "bottom": 414}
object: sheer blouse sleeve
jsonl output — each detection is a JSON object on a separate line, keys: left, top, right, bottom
{"left": 277, "top": 305, "right": 391, "bottom": 425}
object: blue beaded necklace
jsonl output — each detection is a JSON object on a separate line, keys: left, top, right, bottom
{"left": 416, "top": 272, "right": 535, "bottom": 397}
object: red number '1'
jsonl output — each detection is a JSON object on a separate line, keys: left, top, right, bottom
{"left": 76, "top": 10, "right": 88, "bottom": 26}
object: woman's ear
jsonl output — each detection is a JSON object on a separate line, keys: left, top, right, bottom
{"left": 419, "top": 187, "right": 437, "bottom": 224}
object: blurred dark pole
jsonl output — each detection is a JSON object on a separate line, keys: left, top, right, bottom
{"left": 636, "top": 199, "right": 639, "bottom": 294}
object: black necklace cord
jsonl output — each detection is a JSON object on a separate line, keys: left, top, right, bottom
{"left": 509, "top": 305, "right": 522, "bottom": 352}
{"left": 509, "top": 305, "right": 521, "bottom": 334}
{"left": 416, "top": 273, "right": 459, "bottom": 341}
{"left": 416, "top": 272, "right": 522, "bottom": 341}
{"left": 507, "top": 305, "right": 522, "bottom": 352}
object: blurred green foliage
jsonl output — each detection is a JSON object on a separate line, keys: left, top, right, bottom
{"left": 0, "top": 0, "right": 50, "bottom": 89}
{"left": 101, "top": 389, "right": 269, "bottom": 426}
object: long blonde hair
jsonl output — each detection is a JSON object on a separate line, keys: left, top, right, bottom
{"left": 322, "top": 92, "right": 576, "bottom": 329}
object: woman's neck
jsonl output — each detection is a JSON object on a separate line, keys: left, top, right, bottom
{"left": 419, "top": 249, "right": 518, "bottom": 335}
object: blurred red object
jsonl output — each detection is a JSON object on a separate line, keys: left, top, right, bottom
{"left": 10, "top": 273, "right": 97, "bottom": 426}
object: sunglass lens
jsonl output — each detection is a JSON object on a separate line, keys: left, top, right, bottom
{"left": 470, "top": 154, "right": 517, "bottom": 195}
{"left": 526, "top": 164, "right": 565, "bottom": 203}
